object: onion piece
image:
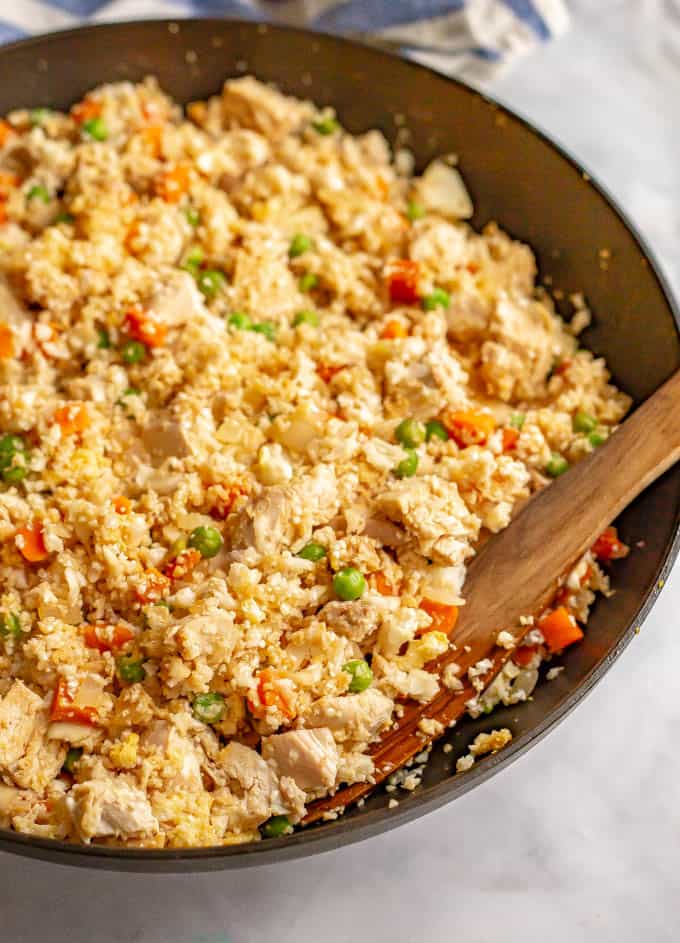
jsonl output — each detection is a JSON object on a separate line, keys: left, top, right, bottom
{"left": 414, "top": 160, "right": 474, "bottom": 220}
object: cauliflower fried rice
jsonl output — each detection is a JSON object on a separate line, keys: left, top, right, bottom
{"left": 0, "top": 77, "right": 631, "bottom": 847}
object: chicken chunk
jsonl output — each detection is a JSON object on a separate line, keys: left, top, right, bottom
{"left": 262, "top": 728, "right": 339, "bottom": 793}
{"left": 142, "top": 720, "right": 203, "bottom": 792}
{"left": 146, "top": 270, "right": 205, "bottom": 329}
{"left": 141, "top": 413, "right": 191, "bottom": 465}
{"left": 10, "top": 712, "right": 66, "bottom": 792}
{"left": 321, "top": 595, "right": 399, "bottom": 643}
{"left": 375, "top": 474, "right": 480, "bottom": 565}
{"left": 0, "top": 681, "right": 42, "bottom": 769}
{"left": 167, "top": 612, "right": 238, "bottom": 666}
{"left": 232, "top": 464, "right": 339, "bottom": 556}
{"left": 69, "top": 778, "right": 158, "bottom": 842}
{"left": 217, "top": 741, "right": 305, "bottom": 825}
{"left": 221, "top": 76, "right": 309, "bottom": 141}
{"left": 302, "top": 689, "right": 394, "bottom": 745}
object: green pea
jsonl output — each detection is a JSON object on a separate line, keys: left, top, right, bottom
{"left": 188, "top": 525, "right": 223, "bottom": 559}
{"left": 182, "top": 246, "right": 204, "bottom": 275}
{"left": 62, "top": 747, "right": 82, "bottom": 775}
{"left": 509, "top": 413, "right": 526, "bottom": 430}
{"left": 192, "top": 692, "right": 226, "bottom": 724}
{"left": 407, "top": 200, "right": 425, "bottom": 222}
{"left": 342, "top": 659, "right": 373, "bottom": 693}
{"left": 573, "top": 411, "right": 597, "bottom": 434}
{"left": 27, "top": 184, "right": 50, "bottom": 203}
{"left": 293, "top": 309, "right": 320, "bottom": 328}
{"left": 0, "top": 612, "right": 22, "bottom": 638}
{"left": 228, "top": 311, "right": 252, "bottom": 330}
{"left": 120, "top": 340, "right": 146, "bottom": 364}
{"left": 394, "top": 448, "right": 418, "bottom": 478}
{"left": 261, "top": 814, "right": 291, "bottom": 838}
{"left": 0, "top": 435, "right": 28, "bottom": 485}
{"left": 197, "top": 269, "right": 225, "bottom": 300}
{"left": 422, "top": 288, "right": 450, "bottom": 311}
{"left": 184, "top": 206, "right": 201, "bottom": 227}
{"left": 289, "top": 233, "right": 313, "bottom": 258}
{"left": 30, "top": 108, "right": 50, "bottom": 127}
{"left": 3, "top": 465, "right": 27, "bottom": 485}
{"left": 589, "top": 430, "right": 607, "bottom": 447}
{"left": 116, "top": 655, "right": 146, "bottom": 684}
{"left": 97, "top": 327, "right": 111, "bottom": 349}
{"left": 425, "top": 419, "right": 449, "bottom": 442}
{"left": 297, "top": 542, "right": 327, "bottom": 562}
{"left": 312, "top": 117, "right": 339, "bottom": 136}
{"left": 249, "top": 321, "right": 276, "bottom": 341}
{"left": 82, "top": 117, "right": 108, "bottom": 141}
{"left": 299, "top": 272, "right": 318, "bottom": 293}
{"left": 333, "top": 567, "right": 366, "bottom": 601}
{"left": 395, "top": 417, "right": 426, "bottom": 449}
{"left": 546, "top": 453, "right": 569, "bottom": 478}
{"left": 54, "top": 212, "right": 75, "bottom": 225}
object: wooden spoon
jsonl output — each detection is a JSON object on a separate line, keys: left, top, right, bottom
{"left": 305, "top": 369, "right": 680, "bottom": 823}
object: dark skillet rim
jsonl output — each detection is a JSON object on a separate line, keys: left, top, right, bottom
{"left": 0, "top": 17, "right": 678, "bottom": 870}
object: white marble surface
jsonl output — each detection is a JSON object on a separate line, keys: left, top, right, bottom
{"left": 3, "top": 4, "right": 680, "bottom": 941}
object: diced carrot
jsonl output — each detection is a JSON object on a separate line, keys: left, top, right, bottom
{"left": 124, "top": 306, "right": 167, "bottom": 348}
{"left": 316, "top": 363, "right": 346, "bottom": 384}
{"left": 0, "top": 120, "right": 15, "bottom": 147}
{"left": 0, "top": 171, "right": 19, "bottom": 193}
{"left": 592, "top": 525, "right": 629, "bottom": 562}
{"left": 135, "top": 567, "right": 171, "bottom": 604}
{"left": 372, "top": 572, "right": 400, "bottom": 596}
{"left": 83, "top": 622, "right": 134, "bottom": 653}
{"left": 0, "top": 323, "right": 14, "bottom": 359}
{"left": 444, "top": 410, "right": 496, "bottom": 448}
{"left": 502, "top": 427, "right": 520, "bottom": 452}
{"left": 513, "top": 644, "right": 539, "bottom": 667}
{"left": 16, "top": 523, "right": 49, "bottom": 563}
{"left": 206, "top": 482, "right": 248, "bottom": 520}
{"left": 380, "top": 319, "right": 409, "bottom": 340}
{"left": 248, "top": 669, "right": 295, "bottom": 720}
{"left": 113, "top": 496, "right": 131, "bottom": 515}
{"left": 163, "top": 547, "right": 201, "bottom": 581}
{"left": 141, "top": 125, "right": 163, "bottom": 159}
{"left": 54, "top": 403, "right": 90, "bottom": 436}
{"left": 538, "top": 606, "right": 584, "bottom": 653}
{"left": 49, "top": 677, "right": 98, "bottom": 726}
{"left": 466, "top": 262, "right": 480, "bottom": 274}
{"left": 386, "top": 259, "right": 421, "bottom": 305}
{"left": 154, "top": 163, "right": 190, "bottom": 203}
{"left": 419, "top": 599, "right": 459, "bottom": 635}
{"left": 0, "top": 205, "right": 6, "bottom": 225}
{"left": 71, "top": 98, "right": 102, "bottom": 125}
{"left": 375, "top": 173, "right": 390, "bottom": 199}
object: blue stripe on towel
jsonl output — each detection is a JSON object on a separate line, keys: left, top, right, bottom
{"left": 315, "top": 0, "right": 466, "bottom": 32}
{"left": 501, "top": 0, "right": 551, "bottom": 39}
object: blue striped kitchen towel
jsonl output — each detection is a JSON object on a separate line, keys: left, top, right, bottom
{"left": 0, "top": 1, "right": 569, "bottom": 83}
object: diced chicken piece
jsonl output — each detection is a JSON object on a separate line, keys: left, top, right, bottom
{"left": 141, "top": 720, "right": 203, "bottom": 791}
{"left": 195, "top": 129, "right": 270, "bottom": 186}
{"left": 69, "top": 778, "right": 158, "bottom": 841}
{"left": 0, "top": 783, "right": 27, "bottom": 827}
{"left": 262, "top": 728, "right": 339, "bottom": 793}
{"left": 146, "top": 270, "right": 206, "bottom": 329}
{"left": 361, "top": 513, "right": 408, "bottom": 548}
{"left": 375, "top": 474, "right": 480, "bottom": 565}
{"left": 10, "top": 711, "right": 66, "bottom": 791}
{"left": 302, "top": 689, "right": 393, "bottom": 745}
{"left": 141, "top": 412, "right": 191, "bottom": 465}
{"left": 0, "top": 275, "right": 32, "bottom": 357}
{"left": 479, "top": 296, "right": 555, "bottom": 400}
{"left": 221, "top": 77, "right": 309, "bottom": 141}
{"left": 384, "top": 346, "right": 468, "bottom": 420}
{"left": 0, "top": 681, "right": 42, "bottom": 769}
{"left": 321, "top": 595, "right": 398, "bottom": 643}
{"left": 232, "top": 464, "right": 339, "bottom": 556}
{"left": 217, "top": 741, "right": 305, "bottom": 824}
{"left": 412, "top": 161, "right": 473, "bottom": 220}
{"left": 167, "top": 612, "right": 238, "bottom": 666}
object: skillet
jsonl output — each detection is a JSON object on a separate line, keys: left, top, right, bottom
{"left": 0, "top": 18, "right": 678, "bottom": 871}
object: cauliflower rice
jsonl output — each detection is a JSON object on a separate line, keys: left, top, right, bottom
{"left": 0, "top": 76, "right": 631, "bottom": 847}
